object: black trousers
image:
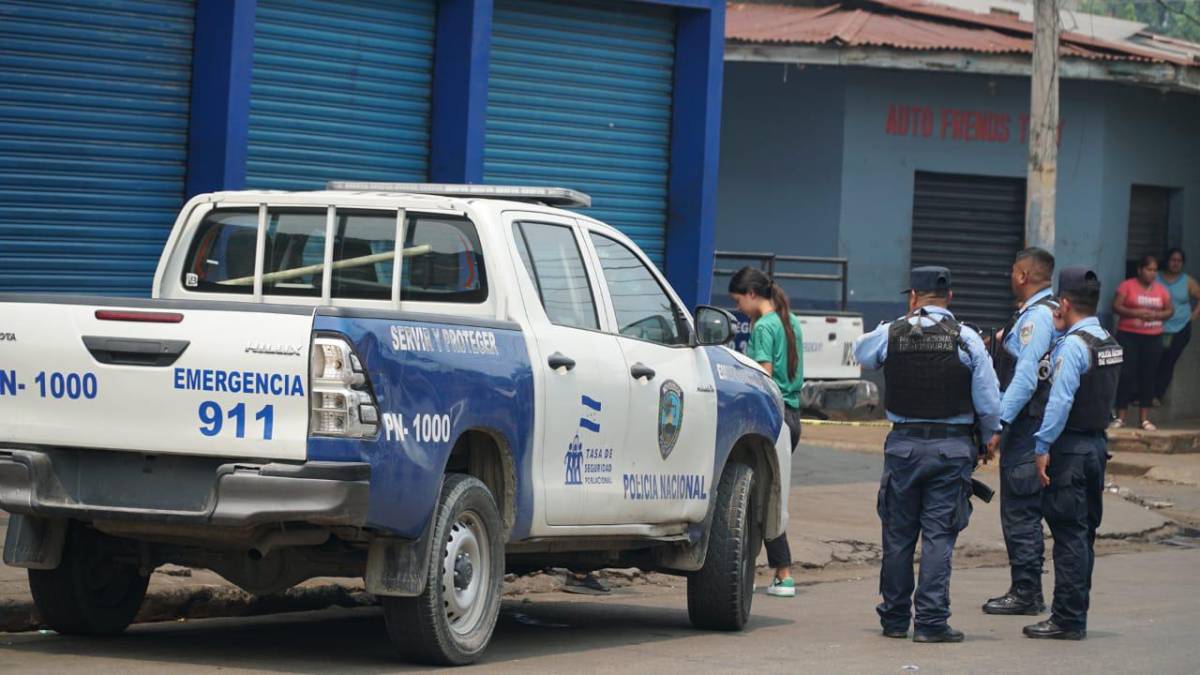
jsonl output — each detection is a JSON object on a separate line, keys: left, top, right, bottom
{"left": 1042, "top": 432, "right": 1107, "bottom": 631}
{"left": 765, "top": 407, "right": 801, "bottom": 568}
{"left": 1115, "top": 331, "right": 1164, "bottom": 409}
{"left": 876, "top": 432, "right": 974, "bottom": 633}
{"left": 999, "top": 415, "right": 1044, "bottom": 598}
{"left": 1155, "top": 322, "right": 1193, "bottom": 400}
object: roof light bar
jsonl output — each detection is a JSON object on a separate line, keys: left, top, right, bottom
{"left": 325, "top": 182, "right": 592, "bottom": 208}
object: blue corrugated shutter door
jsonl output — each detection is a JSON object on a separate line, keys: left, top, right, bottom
{"left": 246, "top": 0, "right": 436, "bottom": 190}
{"left": 0, "top": 0, "right": 194, "bottom": 295}
{"left": 486, "top": 0, "right": 675, "bottom": 264}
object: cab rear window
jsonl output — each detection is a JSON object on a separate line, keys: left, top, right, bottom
{"left": 181, "top": 208, "right": 487, "bottom": 303}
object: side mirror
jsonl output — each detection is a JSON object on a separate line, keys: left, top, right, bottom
{"left": 695, "top": 305, "right": 736, "bottom": 346}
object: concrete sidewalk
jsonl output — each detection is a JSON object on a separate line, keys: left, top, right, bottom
{"left": 1109, "top": 451, "right": 1200, "bottom": 486}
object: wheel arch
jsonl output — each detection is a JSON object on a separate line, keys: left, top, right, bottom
{"left": 724, "top": 432, "right": 785, "bottom": 541}
{"left": 443, "top": 427, "right": 518, "bottom": 540}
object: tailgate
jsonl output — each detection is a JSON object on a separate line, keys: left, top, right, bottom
{"left": 796, "top": 313, "right": 863, "bottom": 380}
{"left": 0, "top": 301, "right": 312, "bottom": 460}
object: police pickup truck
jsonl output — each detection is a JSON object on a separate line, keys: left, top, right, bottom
{"left": 0, "top": 184, "right": 790, "bottom": 665}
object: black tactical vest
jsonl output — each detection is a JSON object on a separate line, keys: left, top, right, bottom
{"left": 1066, "top": 332, "right": 1124, "bottom": 431}
{"left": 883, "top": 312, "right": 975, "bottom": 419}
{"left": 1026, "top": 329, "right": 1123, "bottom": 430}
{"left": 994, "top": 294, "right": 1058, "bottom": 391}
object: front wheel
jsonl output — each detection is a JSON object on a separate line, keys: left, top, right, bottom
{"left": 28, "top": 522, "right": 149, "bottom": 636}
{"left": 382, "top": 474, "right": 504, "bottom": 666}
{"left": 687, "top": 462, "right": 760, "bottom": 630}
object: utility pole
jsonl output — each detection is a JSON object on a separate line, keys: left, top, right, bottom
{"left": 1026, "top": 0, "right": 1060, "bottom": 252}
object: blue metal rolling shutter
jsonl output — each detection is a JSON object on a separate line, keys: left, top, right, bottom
{"left": 486, "top": 0, "right": 675, "bottom": 264}
{"left": 246, "top": 0, "right": 435, "bottom": 190}
{"left": 0, "top": 0, "right": 194, "bottom": 296}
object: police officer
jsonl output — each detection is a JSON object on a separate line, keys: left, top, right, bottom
{"left": 855, "top": 267, "right": 1002, "bottom": 643}
{"left": 1022, "top": 267, "right": 1122, "bottom": 640}
{"left": 983, "top": 247, "right": 1058, "bottom": 616}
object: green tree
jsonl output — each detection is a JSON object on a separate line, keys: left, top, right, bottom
{"left": 1076, "top": 0, "right": 1200, "bottom": 42}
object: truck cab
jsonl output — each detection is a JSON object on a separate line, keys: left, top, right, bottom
{"left": 0, "top": 184, "right": 790, "bottom": 665}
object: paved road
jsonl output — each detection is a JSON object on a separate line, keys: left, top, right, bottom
{"left": 3, "top": 548, "right": 1196, "bottom": 673}
{"left": 793, "top": 442, "right": 883, "bottom": 486}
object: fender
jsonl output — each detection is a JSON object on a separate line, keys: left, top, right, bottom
{"left": 655, "top": 346, "right": 789, "bottom": 572}
{"left": 307, "top": 311, "right": 535, "bottom": 541}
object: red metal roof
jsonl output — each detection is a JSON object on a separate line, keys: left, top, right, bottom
{"left": 726, "top": 1, "right": 1194, "bottom": 66}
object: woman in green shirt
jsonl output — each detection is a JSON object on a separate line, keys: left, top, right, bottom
{"left": 729, "top": 267, "right": 804, "bottom": 598}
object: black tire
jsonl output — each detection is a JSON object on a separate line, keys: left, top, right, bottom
{"left": 27, "top": 522, "right": 149, "bottom": 636}
{"left": 382, "top": 474, "right": 504, "bottom": 666}
{"left": 687, "top": 462, "right": 760, "bottom": 631}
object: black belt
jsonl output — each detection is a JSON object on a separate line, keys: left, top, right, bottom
{"left": 892, "top": 423, "right": 974, "bottom": 439}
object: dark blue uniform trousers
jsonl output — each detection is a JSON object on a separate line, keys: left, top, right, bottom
{"left": 877, "top": 431, "right": 975, "bottom": 633}
{"left": 1042, "top": 432, "right": 1108, "bottom": 631}
{"left": 999, "top": 414, "right": 1045, "bottom": 598}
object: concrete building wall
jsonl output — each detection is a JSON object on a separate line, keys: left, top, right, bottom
{"left": 837, "top": 68, "right": 1113, "bottom": 327}
{"left": 714, "top": 62, "right": 845, "bottom": 307}
{"left": 716, "top": 62, "right": 1200, "bottom": 420}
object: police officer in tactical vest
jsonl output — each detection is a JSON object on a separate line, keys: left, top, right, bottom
{"left": 1021, "top": 267, "right": 1123, "bottom": 640}
{"left": 983, "top": 247, "right": 1058, "bottom": 616}
{"left": 854, "top": 267, "right": 1002, "bottom": 643}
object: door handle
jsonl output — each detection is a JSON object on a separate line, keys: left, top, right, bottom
{"left": 630, "top": 362, "right": 656, "bottom": 380}
{"left": 82, "top": 335, "right": 190, "bottom": 367}
{"left": 547, "top": 352, "right": 576, "bottom": 371}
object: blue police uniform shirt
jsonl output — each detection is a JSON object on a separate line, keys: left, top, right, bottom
{"left": 1000, "top": 287, "right": 1060, "bottom": 424}
{"left": 1033, "top": 317, "right": 1108, "bottom": 455}
{"left": 854, "top": 306, "right": 1002, "bottom": 434}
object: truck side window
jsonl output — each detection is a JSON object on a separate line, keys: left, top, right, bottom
{"left": 181, "top": 209, "right": 487, "bottom": 303}
{"left": 401, "top": 214, "right": 487, "bottom": 303}
{"left": 512, "top": 222, "right": 599, "bottom": 330}
{"left": 589, "top": 233, "right": 687, "bottom": 346}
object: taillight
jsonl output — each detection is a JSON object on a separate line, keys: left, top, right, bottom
{"left": 309, "top": 336, "right": 379, "bottom": 438}
{"left": 95, "top": 309, "right": 184, "bottom": 323}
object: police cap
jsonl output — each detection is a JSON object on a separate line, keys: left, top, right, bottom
{"left": 1056, "top": 266, "right": 1099, "bottom": 295}
{"left": 902, "top": 266, "right": 952, "bottom": 294}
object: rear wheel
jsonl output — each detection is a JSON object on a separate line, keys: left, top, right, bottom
{"left": 687, "top": 462, "right": 760, "bottom": 630}
{"left": 28, "top": 522, "right": 149, "bottom": 636}
{"left": 383, "top": 474, "right": 504, "bottom": 665}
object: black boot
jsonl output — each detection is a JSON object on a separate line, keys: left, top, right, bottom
{"left": 982, "top": 590, "right": 1045, "bottom": 615}
{"left": 1023, "top": 619, "right": 1085, "bottom": 640}
{"left": 913, "top": 626, "right": 965, "bottom": 643}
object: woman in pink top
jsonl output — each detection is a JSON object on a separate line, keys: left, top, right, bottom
{"left": 1111, "top": 254, "right": 1174, "bottom": 430}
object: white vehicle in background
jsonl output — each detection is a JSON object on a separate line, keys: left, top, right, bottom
{"left": 713, "top": 252, "right": 879, "bottom": 418}
{"left": 0, "top": 184, "right": 790, "bottom": 666}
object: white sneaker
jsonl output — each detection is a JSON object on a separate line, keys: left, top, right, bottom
{"left": 765, "top": 577, "right": 796, "bottom": 597}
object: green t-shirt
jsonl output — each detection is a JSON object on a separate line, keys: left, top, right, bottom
{"left": 746, "top": 311, "right": 805, "bottom": 409}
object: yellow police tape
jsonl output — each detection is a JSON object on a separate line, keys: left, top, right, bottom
{"left": 799, "top": 418, "right": 893, "bottom": 428}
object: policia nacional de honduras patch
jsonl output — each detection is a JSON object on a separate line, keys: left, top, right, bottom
{"left": 658, "top": 380, "right": 684, "bottom": 460}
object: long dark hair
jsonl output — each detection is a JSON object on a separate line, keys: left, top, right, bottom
{"left": 728, "top": 267, "right": 799, "bottom": 380}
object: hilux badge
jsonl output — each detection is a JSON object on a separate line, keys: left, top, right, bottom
{"left": 245, "top": 343, "right": 302, "bottom": 357}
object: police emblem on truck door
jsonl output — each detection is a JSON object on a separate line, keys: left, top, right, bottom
{"left": 658, "top": 380, "right": 684, "bottom": 460}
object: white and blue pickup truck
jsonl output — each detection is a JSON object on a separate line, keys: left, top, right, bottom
{"left": 0, "top": 184, "right": 791, "bottom": 665}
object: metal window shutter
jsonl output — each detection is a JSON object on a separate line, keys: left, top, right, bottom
{"left": 0, "top": 0, "right": 194, "bottom": 296}
{"left": 1126, "top": 185, "right": 1169, "bottom": 265}
{"left": 486, "top": 0, "right": 675, "bottom": 265}
{"left": 246, "top": 0, "right": 435, "bottom": 190}
{"left": 911, "top": 171, "right": 1026, "bottom": 329}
